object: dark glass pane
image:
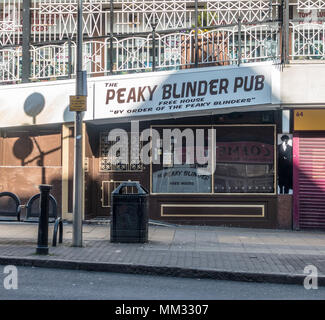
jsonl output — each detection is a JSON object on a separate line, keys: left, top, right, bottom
{"left": 214, "top": 126, "right": 275, "bottom": 193}
{"left": 152, "top": 127, "right": 212, "bottom": 193}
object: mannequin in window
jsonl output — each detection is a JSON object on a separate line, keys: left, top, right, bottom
{"left": 278, "top": 134, "right": 293, "bottom": 194}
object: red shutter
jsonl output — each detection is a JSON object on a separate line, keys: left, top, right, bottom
{"left": 294, "top": 133, "right": 325, "bottom": 230}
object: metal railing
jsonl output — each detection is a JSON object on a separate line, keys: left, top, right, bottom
{"left": 290, "top": 22, "right": 325, "bottom": 60}
{"left": 0, "top": 20, "right": 281, "bottom": 84}
{"left": 0, "top": 0, "right": 280, "bottom": 46}
{"left": 4, "top": 1, "right": 325, "bottom": 84}
{"left": 0, "top": 47, "right": 21, "bottom": 83}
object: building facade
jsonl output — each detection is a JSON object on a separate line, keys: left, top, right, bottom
{"left": 0, "top": 0, "right": 325, "bottom": 230}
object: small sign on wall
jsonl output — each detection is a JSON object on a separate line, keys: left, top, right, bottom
{"left": 294, "top": 109, "right": 325, "bottom": 131}
{"left": 69, "top": 95, "right": 87, "bottom": 112}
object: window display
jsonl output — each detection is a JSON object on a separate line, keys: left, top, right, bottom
{"left": 152, "top": 126, "right": 212, "bottom": 193}
{"left": 151, "top": 125, "right": 275, "bottom": 194}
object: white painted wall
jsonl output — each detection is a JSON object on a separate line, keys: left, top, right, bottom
{"left": 281, "top": 62, "right": 325, "bottom": 105}
{"left": 0, "top": 79, "right": 94, "bottom": 128}
{"left": 2, "top": 61, "right": 324, "bottom": 128}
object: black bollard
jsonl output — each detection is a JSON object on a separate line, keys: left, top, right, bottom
{"left": 36, "top": 184, "right": 52, "bottom": 255}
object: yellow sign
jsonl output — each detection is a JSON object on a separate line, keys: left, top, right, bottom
{"left": 294, "top": 109, "right": 325, "bottom": 131}
{"left": 69, "top": 95, "right": 87, "bottom": 112}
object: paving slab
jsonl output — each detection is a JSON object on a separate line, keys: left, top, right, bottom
{"left": 0, "top": 222, "right": 324, "bottom": 285}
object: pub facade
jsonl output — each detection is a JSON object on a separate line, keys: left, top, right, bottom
{"left": 0, "top": 0, "right": 325, "bottom": 230}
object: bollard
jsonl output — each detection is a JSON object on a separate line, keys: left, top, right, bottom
{"left": 36, "top": 184, "right": 52, "bottom": 255}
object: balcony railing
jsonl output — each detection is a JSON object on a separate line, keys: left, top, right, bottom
{"left": 0, "top": 0, "right": 280, "bottom": 45}
{"left": 0, "top": 20, "right": 281, "bottom": 84}
{"left": 1, "top": 1, "right": 325, "bottom": 84}
{"left": 290, "top": 22, "right": 325, "bottom": 60}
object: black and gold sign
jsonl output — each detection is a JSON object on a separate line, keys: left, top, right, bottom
{"left": 69, "top": 95, "right": 87, "bottom": 112}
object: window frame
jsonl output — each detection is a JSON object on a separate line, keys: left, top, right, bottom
{"left": 150, "top": 124, "right": 277, "bottom": 196}
{"left": 99, "top": 131, "right": 144, "bottom": 172}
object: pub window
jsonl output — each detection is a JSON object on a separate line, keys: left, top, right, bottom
{"left": 214, "top": 126, "right": 275, "bottom": 194}
{"left": 152, "top": 127, "right": 212, "bottom": 194}
{"left": 100, "top": 131, "right": 143, "bottom": 172}
{"left": 151, "top": 125, "right": 275, "bottom": 194}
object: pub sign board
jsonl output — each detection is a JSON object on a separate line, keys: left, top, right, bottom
{"left": 94, "top": 62, "right": 277, "bottom": 120}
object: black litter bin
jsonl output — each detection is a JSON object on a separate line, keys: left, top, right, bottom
{"left": 110, "top": 182, "right": 148, "bottom": 243}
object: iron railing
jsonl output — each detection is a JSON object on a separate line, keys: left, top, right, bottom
{"left": 2, "top": 1, "right": 325, "bottom": 84}
{"left": 0, "top": 20, "right": 282, "bottom": 84}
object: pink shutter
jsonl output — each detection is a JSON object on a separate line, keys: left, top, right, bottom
{"left": 294, "top": 133, "right": 325, "bottom": 230}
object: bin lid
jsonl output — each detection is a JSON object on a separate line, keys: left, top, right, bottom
{"left": 112, "top": 182, "right": 148, "bottom": 195}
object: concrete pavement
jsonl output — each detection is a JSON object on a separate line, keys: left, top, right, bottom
{"left": 4, "top": 266, "right": 325, "bottom": 300}
{"left": 0, "top": 221, "right": 324, "bottom": 285}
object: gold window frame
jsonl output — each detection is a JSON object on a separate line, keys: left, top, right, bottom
{"left": 160, "top": 203, "right": 265, "bottom": 218}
